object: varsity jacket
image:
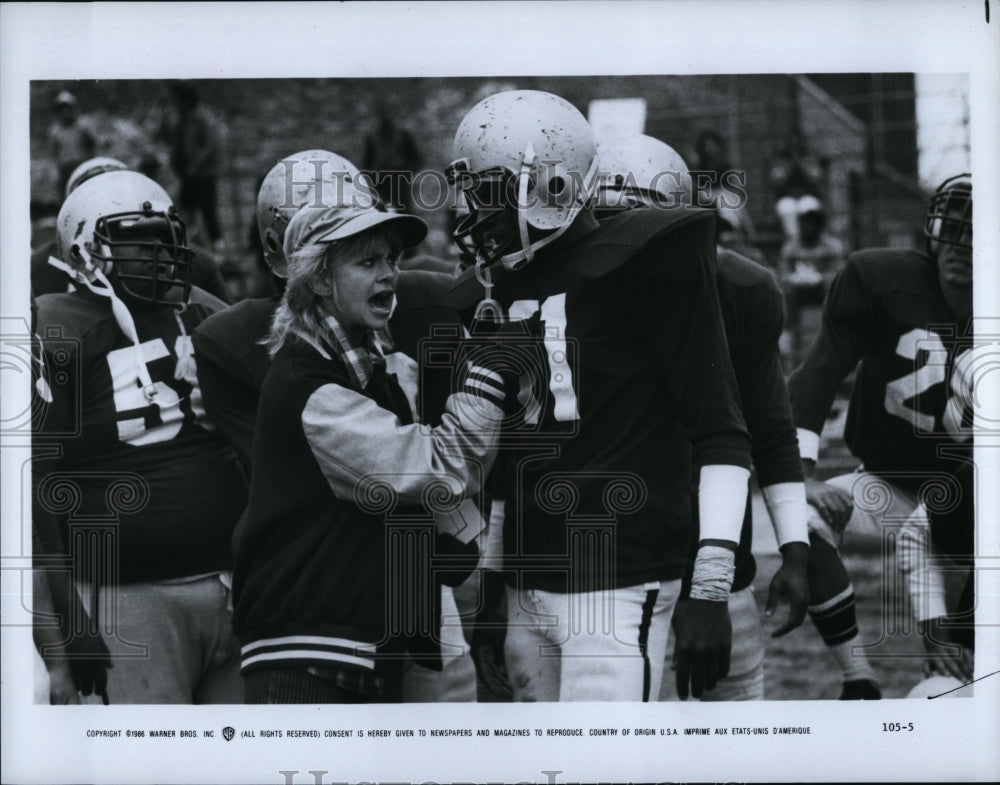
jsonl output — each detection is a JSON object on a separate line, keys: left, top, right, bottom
{"left": 232, "top": 327, "right": 504, "bottom": 677}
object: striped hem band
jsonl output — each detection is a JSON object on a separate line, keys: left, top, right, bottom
{"left": 464, "top": 367, "right": 505, "bottom": 408}
{"left": 241, "top": 635, "right": 377, "bottom": 672}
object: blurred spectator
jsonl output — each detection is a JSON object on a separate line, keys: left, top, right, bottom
{"left": 363, "top": 105, "right": 423, "bottom": 215}
{"left": 771, "top": 130, "right": 825, "bottom": 241}
{"left": 162, "top": 81, "right": 224, "bottom": 248}
{"left": 777, "top": 196, "right": 846, "bottom": 365}
{"left": 47, "top": 91, "right": 97, "bottom": 196}
{"left": 691, "top": 130, "right": 765, "bottom": 264}
{"left": 692, "top": 128, "right": 732, "bottom": 182}
{"left": 716, "top": 206, "right": 766, "bottom": 266}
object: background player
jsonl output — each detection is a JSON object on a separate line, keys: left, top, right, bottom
{"left": 193, "top": 150, "right": 366, "bottom": 472}
{"left": 449, "top": 90, "right": 753, "bottom": 702}
{"left": 32, "top": 171, "right": 248, "bottom": 703}
{"left": 788, "top": 173, "right": 973, "bottom": 698}
{"left": 593, "top": 134, "right": 810, "bottom": 701}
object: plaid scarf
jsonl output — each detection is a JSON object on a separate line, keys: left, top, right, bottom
{"left": 320, "top": 314, "right": 385, "bottom": 390}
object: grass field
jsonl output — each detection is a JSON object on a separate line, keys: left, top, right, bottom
{"left": 753, "top": 548, "right": 927, "bottom": 701}
{"left": 752, "top": 400, "right": 931, "bottom": 701}
{"left": 30, "top": 398, "right": 944, "bottom": 704}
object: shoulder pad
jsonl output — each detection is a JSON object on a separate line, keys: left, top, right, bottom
{"left": 399, "top": 254, "right": 459, "bottom": 276}
{"left": 848, "top": 247, "right": 932, "bottom": 269}
{"left": 447, "top": 207, "right": 715, "bottom": 311}
{"left": 570, "top": 206, "right": 715, "bottom": 278}
{"left": 716, "top": 248, "right": 780, "bottom": 291}
{"left": 846, "top": 247, "right": 937, "bottom": 288}
{"left": 188, "top": 285, "right": 228, "bottom": 311}
{"left": 396, "top": 268, "right": 456, "bottom": 311}
{"left": 35, "top": 291, "right": 109, "bottom": 338}
{"left": 193, "top": 297, "right": 276, "bottom": 343}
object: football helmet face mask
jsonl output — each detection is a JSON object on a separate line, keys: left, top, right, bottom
{"left": 593, "top": 135, "right": 692, "bottom": 219}
{"left": 925, "top": 173, "right": 972, "bottom": 256}
{"left": 256, "top": 150, "right": 371, "bottom": 278}
{"left": 448, "top": 90, "right": 599, "bottom": 270}
{"left": 56, "top": 170, "right": 193, "bottom": 307}
{"left": 924, "top": 174, "right": 972, "bottom": 322}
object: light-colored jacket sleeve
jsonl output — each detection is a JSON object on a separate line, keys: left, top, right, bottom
{"left": 301, "top": 365, "right": 505, "bottom": 506}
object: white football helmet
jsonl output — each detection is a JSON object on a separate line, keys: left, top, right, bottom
{"left": 906, "top": 674, "right": 968, "bottom": 699}
{"left": 256, "top": 149, "right": 372, "bottom": 278}
{"left": 594, "top": 134, "right": 692, "bottom": 216}
{"left": 65, "top": 156, "right": 128, "bottom": 197}
{"left": 448, "top": 90, "right": 599, "bottom": 270}
{"left": 56, "top": 170, "right": 192, "bottom": 306}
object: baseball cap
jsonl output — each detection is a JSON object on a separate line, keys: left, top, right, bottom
{"left": 796, "top": 194, "right": 824, "bottom": 215}
{"left": 283, "top": 184, "right": 427, "bottom": 261}
{"left": 55, "top": 90, "right": 78, "bottom": 107}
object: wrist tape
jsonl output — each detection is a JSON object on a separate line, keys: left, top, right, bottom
{"left": 689, "top": 545, "right": 736, "bottom": 602}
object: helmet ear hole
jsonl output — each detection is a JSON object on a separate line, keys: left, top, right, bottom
{"left": 548, "top": 176, "right": 567, "bottom": 197}
{"left": 264, "top": 229, "right": 281, "bottom": 255}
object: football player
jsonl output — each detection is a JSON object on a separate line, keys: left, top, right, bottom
{"left": 33, "top": 156, "right": 229, "bottom": 301}
{"left": 593, "top": 135, "right": 810, "bottom": 701}
{"left": 449, "top": 90, "right": 753, "bottom": 702}
{"left": 193, "top": 150, "right": 367, "bottom": 473}
{"left": 30, "top": 288, "right": 112, "bottom": 704}
{"left": 32, "top": 171, "right": 248, "bottom": 703}
{"left": 788, "top": 174, "right": 974, "bottom": 697}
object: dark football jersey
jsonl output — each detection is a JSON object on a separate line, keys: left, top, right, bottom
{"left": 33, "top": 287, "right": 248, "bottom": 584}
{"left": 192, "top": 296, "right": 278, "bottom": 473}
{"left": 788, "top": 249, "right": 972, "bottom": 491}
{"left": 466, "top": 210, "right": 752, "bottom": 593}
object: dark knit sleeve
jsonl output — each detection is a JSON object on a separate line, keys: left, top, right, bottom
{"left": 634, "top": 220, "right": 752, "bottom": 470}
{"left": 788, "top": 253, "right": 877, "bottom": 437}
{"left": 731, "top": 268, "right": 803, "bottom": 486}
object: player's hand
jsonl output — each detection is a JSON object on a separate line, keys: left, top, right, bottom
{"left": 804, "top": 477, "right": 853, "bottom": 532}
{"left": 470, "top": 571, "right": 512, "bottom": 699}
{"left": 919, "top": 617, "right": 974, "bottom": 682}
{"left": 672, "top": 598, "right": 732, "bottom": 700}
{"left": 47, "top": 660, "right": 82, "bottom": 705}
{"left": 471, "top": 624, "right": 511, "bottom": 699}
{"left": 765, "top": 542, "right": 809, "bottom": 637}
{"left": 64, "top": 600, "right": 112, "bottom": 703}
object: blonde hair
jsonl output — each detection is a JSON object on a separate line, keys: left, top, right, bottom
{"left": 266, "top": 225, "right": 402, "bottom": 357}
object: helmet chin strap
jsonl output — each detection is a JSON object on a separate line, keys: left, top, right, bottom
{"left": 49, "top": 250, "right": 159, "bottom": 404}
{"left": 514, "top": 143, "right": 537, "bottom": 268}
{"left": 500, "top": 148, "right": 600, "bottom": 272}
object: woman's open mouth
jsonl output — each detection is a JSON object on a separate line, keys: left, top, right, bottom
{"left": 368, "top": 290, "right": 394, "bottom": 315}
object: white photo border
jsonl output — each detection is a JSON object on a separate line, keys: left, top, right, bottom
{"left": 2, "top": 2, "right": 999, "bottom": 783}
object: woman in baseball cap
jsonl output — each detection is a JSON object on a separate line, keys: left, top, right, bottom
{"left": 232, "top": 183, "right": 508, "bottom": 703}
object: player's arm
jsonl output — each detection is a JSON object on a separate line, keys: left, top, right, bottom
{"left": 787, "top": 255, "right": 876, "bottom": 528}
{"left": 31, "top": 331, "right": 111, "bottom": 703}
{"left": 192, "top": 329, "right": 258, "bottom": 474}
{"left": 636, "top": 221, "right": 751, "bottom": 699}
{"left": 732, "top": 269, "right": 810, "bottom": 636}
{"left": 32, "top": 565, "right": 80, "bottom": 704}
